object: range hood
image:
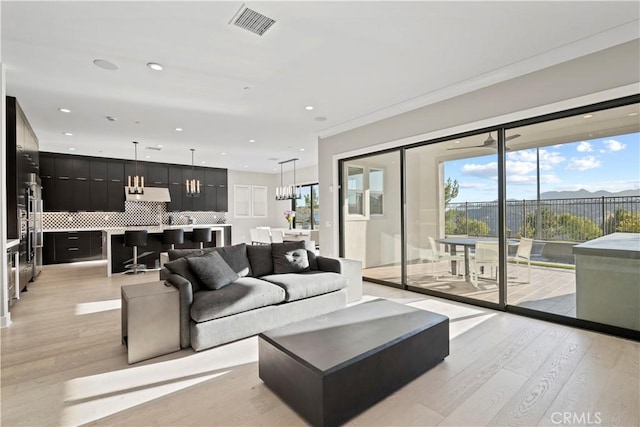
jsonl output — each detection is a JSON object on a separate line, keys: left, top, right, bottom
{"left": 125, "top": 187, "right": 171, "bottom": 202}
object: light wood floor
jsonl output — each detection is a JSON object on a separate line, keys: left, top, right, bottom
{"left": 1, "top": 262, "right": 638, "bottom": 427}
{"left": 364, "top": 261, "right": 577, "bottom": 317}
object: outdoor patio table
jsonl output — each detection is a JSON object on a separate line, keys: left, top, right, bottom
{"left": 437, "top": 237, "right": 519, "bottom": 282}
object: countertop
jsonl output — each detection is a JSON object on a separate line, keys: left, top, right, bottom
{"left": 43, "top": 223, "right": 231, "bottom": 234}
{"left": 6, "top": 239, "right": 20, "bottom": 249}
{"left": 573, "top": 232, "right": 640, "bottom": 259}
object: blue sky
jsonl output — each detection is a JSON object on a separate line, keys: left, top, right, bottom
{"left": 445, "top": 132, "right": 640, "bottom": 202}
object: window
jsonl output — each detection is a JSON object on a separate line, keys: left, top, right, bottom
{"left": 347, "top": 166, "right": 364, "bottom": 215}
{"left": 369, "top": 168, "right": 384, "bottom": 215}
{"left": 292, "top": 183, "right": 320, "bottom": 229}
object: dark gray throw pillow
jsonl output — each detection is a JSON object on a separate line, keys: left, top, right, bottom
{"left": 187, "top": 251, "right": 239, "bottom": 290}
{"left": 272, "top": 241, "right": 310, "bottom": 274}
{"left": 165, "top": 256, "right": 203, "bottom": 292}
{"left": 247, "top": 244, "right": 274, "bottom": 277}
{"left": 212, "top": 243, "right": 251, "bottom": 277}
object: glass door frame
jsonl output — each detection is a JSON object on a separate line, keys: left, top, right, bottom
{"left": 338, "top": 93, "right": 640, "bottom": 340}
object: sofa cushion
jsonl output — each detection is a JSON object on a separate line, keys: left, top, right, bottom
{"left": 188, "top": 251, "right": 239, "bottom": 290}
{"left": 169, "top": 248, "right": 211, "bottom": 261}
{"left": 165, "top": 256, "right": 204, "bottom": 293}
{"left": 261, "top": 271, "right": 347, "bottom": 302}
{"left": 247, "top": 244, "right": 274, "bottom": 277}
{"left": 272, "top": 241, "right": 310, "bottom": 274}
{"left": 191, "top": 277, "right": 286, "bottom": 323}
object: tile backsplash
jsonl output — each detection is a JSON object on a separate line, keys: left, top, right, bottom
{"left": 43, "top": 201, "right": 226, "bottom": 230}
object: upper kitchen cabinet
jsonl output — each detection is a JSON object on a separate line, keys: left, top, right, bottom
{"left": 89, "top": 158, "right": 108, "bottom": 181}
{"left": 39, "top": 155, "right": 55, "bottom": 179}
{"left": 168, "top": 166, "right": 183, "bottom": 185}
{"left": 146, "top": 162, "right": 168, "bottom": 186}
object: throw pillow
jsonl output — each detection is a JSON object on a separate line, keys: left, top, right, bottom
{"left": 247, "top": 244, "right": 274, "bottom": 277}
{"left": 272, "top": 241, "right": 310, "bottom": 274}
{"left": 212, "top": 243, "right": 252, "bottom": 277}
{"left": 165, "top": 256, "right": 203, "bottom": 292}
{"left": 187, "top": 251, "right": 239, "bottom": 290}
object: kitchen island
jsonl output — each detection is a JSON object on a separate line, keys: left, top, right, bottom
{"left": 43, "top": 224, "right": 231, "bottom": 276}
{"left": 573, "top": 232, "right": 639, "bottom": 331}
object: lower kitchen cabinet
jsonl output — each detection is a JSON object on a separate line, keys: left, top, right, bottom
{"left": 44, "top": 231, "right": 104, "bottom": 264}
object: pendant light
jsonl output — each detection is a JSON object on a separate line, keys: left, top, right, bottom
{"left": 127, "top": 141, "right": 144, "bottom": 194}
{"left": 275, "top": 158, "right": 301, "bottom": 200}
{"left": 186, "top": 148, "right": 201, "bottom": 197}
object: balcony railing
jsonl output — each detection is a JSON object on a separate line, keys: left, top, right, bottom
{"left": 446, "top": 196, "right": 640, "bottom": 243}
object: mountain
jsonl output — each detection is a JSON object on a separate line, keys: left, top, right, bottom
{"left": 541, "top": 189, "right": 640, "bottom": 200}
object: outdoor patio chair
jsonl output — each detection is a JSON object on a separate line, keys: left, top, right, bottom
{"left": 508, "top": 237, "right": 533, "bottom": 283}
{"left": 427, "top": 236, "right": 466, "bottom": 281}
{"left": 470, "top": 241, "right": 499, "bottom": 287}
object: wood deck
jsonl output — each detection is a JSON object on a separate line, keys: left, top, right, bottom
{"left": 364, "top": 260, "right": 577, "bottom": 317}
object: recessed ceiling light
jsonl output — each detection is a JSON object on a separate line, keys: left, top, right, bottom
{"left": 147, "top": 62, "right": 164, "bottom": 71}
{"left": 68, "top": 147, "right": 75, "bottom": 151}
{"left": 175, "top": 127, "right": 183, "bottom": 132}
{"left": 145, "top": 155, "right": 151, "bottom": 159}
{"left": 59, "top": 108, "right": 71, "bottom": 113}
{"left": 157, "top": 144, "right": 163, "bottom": 148}
{"left": 93, "top": 59, "right": 118, "bottom": 70}
{"left": 249, "top": 139, "right": 255, "bottom": 143}
{"left": 583, "top": 114, "right": 593, "bottom": 118}
{"left": 221, "top": 152, "right": 227, "bottom": 155}
{"left": 63, "top": 132, "right": 73, "bottom": 136}
{"left": 201, "top": 161, "right": 206, "bottom": 164}
{"left": 305, "top": 106, "right": 314, "bottom": 111}
{"left": 300, "top": 148, "right": 305, "bottom": 152}
{"left": 628, "top": 112, "right": 639, "bottom": 116}
{"left": 243, "top": 165, "right": 248, "bottom": 168}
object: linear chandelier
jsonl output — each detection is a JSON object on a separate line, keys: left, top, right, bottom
{"left": 186, "top": 148, "right": 201, "bottom": 197}
{"left": 127, "top": 141, "right": 144, "bottom": 194}
{"left": 275, "top": 158, "right": 301, "bottom": 200}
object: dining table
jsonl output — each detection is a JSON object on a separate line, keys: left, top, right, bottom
{"left": 437, "top": 236, "right": 519, "bottom": 282}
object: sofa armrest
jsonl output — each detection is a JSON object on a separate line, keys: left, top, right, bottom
{"left": 164, "top": 271, "right": 194, "bottom": 349}
{"left": 317, "top": 256, "right": 363, "bottom": 303}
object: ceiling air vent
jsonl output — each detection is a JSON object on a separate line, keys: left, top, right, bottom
{"left": 145, "top": 146, "right": 162, "bottom": 151}
{"left": 230, "top": 4, "right": 276, "bottom": 36}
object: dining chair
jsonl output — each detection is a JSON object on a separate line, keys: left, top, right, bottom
{"left": 256, "top": 228, "right": 273, "bottom": 245}
{"left": 509, "top": 237, "right": 533, "bottom": 283}
{"left": 309, "top": 230, "right": 320, "bottom": 250}
{"left": 270, "top": 230, "right": 285, "bottom": 243}
{"left": 250, "top": 228, "right": 261, "bottom": 245}
{"left": 470, "top": 241, "right": 499, "bottom": 287}
{"left": 427, "top": 236, "right": 466, "bottom": 280}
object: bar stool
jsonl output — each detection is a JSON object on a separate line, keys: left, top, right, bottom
{"left": 163, "top": 229, "right": 184, "bottom": 250}
{"left": 124, "top": 230, "right": 148, "bottom": 274}
{"left": 192, "top": 227, "right": 212, "bottom": 250}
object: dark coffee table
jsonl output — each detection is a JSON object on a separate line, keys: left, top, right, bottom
{"left": 258, "top": 299, "right": 449, "bottom": 427}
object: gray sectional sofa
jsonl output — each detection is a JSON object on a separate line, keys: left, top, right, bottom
{"left": 160, "top": 241, "right": 355, "bottom": 352}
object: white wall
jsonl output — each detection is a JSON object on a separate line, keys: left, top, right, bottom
{"left": 318, "top": 40, "right": 640, "bottom": 258}
{"left": 226, "top": 165, "right": 319, "bottom": 244}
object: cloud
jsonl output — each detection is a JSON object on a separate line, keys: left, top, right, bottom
{"left": 603, "top": 139, "right": 626, "bottom": 152}
{"left": 461, "top": 162, "right": 497, "bottom": 178}
{"left": 576, "top": 141, "right": 593, "bottom": 152}
{"left": 506, "top": 173, "right": 561, "bottom": 185}
{"left": 507, "top": 149, "right": 565, "bottom": 171}
{"left": 565, "top": 156, "right": 601, "bottom": 171}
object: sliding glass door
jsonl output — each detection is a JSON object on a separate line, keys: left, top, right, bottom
{"left": 505, "top": 102, "right": 640, "bottom": 332}
{"left": 342, "top": 151, "right": 402, "bottom": 286}
{"left": 405, "top": 133, "right": 500, "bottom": 304}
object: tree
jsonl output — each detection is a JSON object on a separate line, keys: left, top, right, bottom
{"left": 557, "top": 213, "right": 602, "bottom": 241}
{"left": 605, "top": 209, "right": 640, "bottom": 233}
{"left": 445, "top": 211, "right": 489, "bottom": 236}
{"left": 444, "top": 178, "right": 459, "bottom": 205}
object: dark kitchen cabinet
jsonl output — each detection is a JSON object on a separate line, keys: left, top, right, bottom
{"left": 41, "top": 177, "right": 56, "bottom": 212}
{"left": 72, "top": 158, "right": 90, "bottom": 180}
{"left": 107, "top": 160, "right": 124, "bottom": 183}
{"left": 168, "top": 184, "right": 183, "bottom": 212}
{"left": 90, "top": 180, "right": 108, "bottom": 211}
{"left": 54, "top": 156, "right": 73, "bottom": 179}
{"left": 182, "top": 168, "right": 204, "bottom": 211}
{"left": 168, "top": 166, "right": 183, "bottom": 185}
{"left": 107, "top": 181, "right": 126, "bottom": 212}
{"left": 90, "top": 159, "right": 108, "bottom": 181}
{"left": 73, "top": 180, "right": 91, "bottom": 211}
{"left": 204, "top": 186, "right": 217, "bottom": 211}
{"left": 55, "top": 179, "right": 74, "bottom": 211}
{"left": 45, "top": 231, "right": 103, "bottom": 264}
{"left": 39, "top": 155, "right": 55, "bottom": 179}
{"left": 216, "top": 185, "right": 228, "bottom": 212}
{"left": 146, "top": 162, "right": 168, "bottom": 185}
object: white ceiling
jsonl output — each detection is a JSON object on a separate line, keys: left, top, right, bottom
{"left": 2, "top": 1, "right": 638, "bottom": 173}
